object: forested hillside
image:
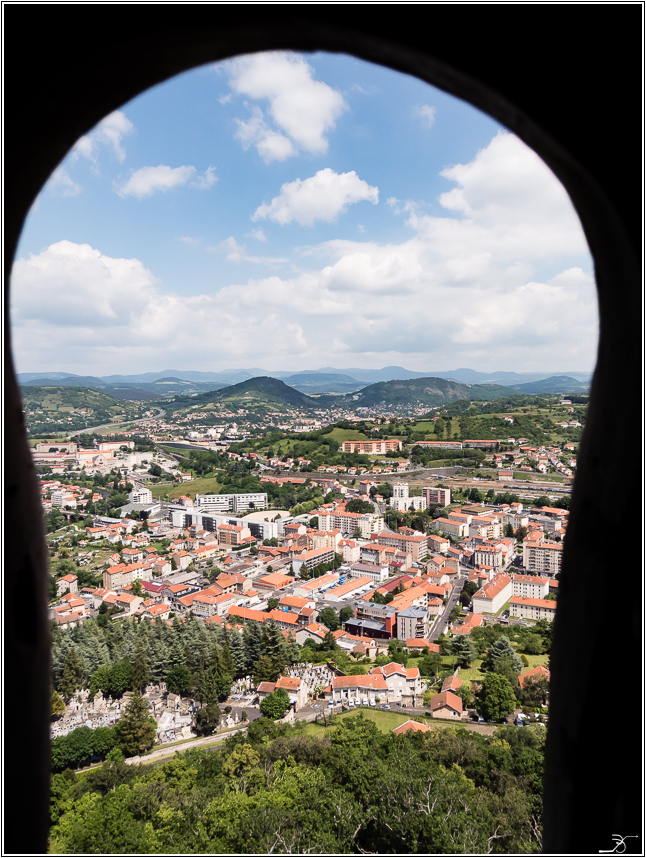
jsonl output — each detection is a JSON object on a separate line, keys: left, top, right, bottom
{"left": 49, "top": 715, "right": 546, "bottom": 853}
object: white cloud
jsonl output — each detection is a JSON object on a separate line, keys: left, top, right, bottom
{"left": 248, "top": 228, "right": 267, "bottom": 242}
{"left": 74, "top": 110, "right": 134, "bottom": 163}
{"left": 210, "top": 236, "right": 287, "bottom": 266}
{"left": 253, "top": 168, "right": 378, "bottom": 227}
{"left": 46, "top": 167, "right": 82, "bottom": 197}
{"left": 11, "top": 240, "right": 157, "bottom": 328}
{"left": 227, "top": 53, "right": 347, "bottom": 159}
{"left": 413, "top": 104, "right": 436, "bottom": 128}
{"left": 115, "top": 164, "right": 196, "bottom": 198}
{"left": 234, "top": 106, "right": 297, "bottom": 163}
{"left": 11, "top": 134, "right": 597, "bottom": 375}
{"left": 190, "top": 166, "right": 218, "bottom": 189}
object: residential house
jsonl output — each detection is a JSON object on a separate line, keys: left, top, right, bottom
{"left": 392, "top": 720, "right": 431, "bottom": 735}
{"left": 430, "top": 691, "right": 463, "bottom": 718}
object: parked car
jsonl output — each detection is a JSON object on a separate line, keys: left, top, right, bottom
{"left": 369, "top": 700, "right": 376, "bottom": 707}
{"left": 381, "top": 704, "right": 391, "bottom": 710}
{"left": 327, "top": 701, "right": 334, "bottom": 708}
{"left": 348, "top": 700, "right": 355, "bottom": 707}
{"left": 362, "top": 698, "right": 369, "bottom": 706}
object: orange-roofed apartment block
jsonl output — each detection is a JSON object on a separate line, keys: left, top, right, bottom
{"left": 510, "top": 596, "right": 557, "bottom": 622}
{"left": 472, "top": 573, "right": 513, "bottom": 615}
{"left": 522, "top": 538, "right": 563, "bottom": 577}
{"left": 342, "top": 439, "right": 402, "bottom": 453}
{"left": 292, "top": 547, "right": 335, "bottom": 576}
{"left": 217, "top": 524, "right": 251, "bottom": 547}
{"left": 375, "top": 531, "right": 428, "bottom": 563}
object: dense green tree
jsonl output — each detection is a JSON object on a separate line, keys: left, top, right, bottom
{"left": 339, "top": 605, "right": 354, "bottom": 624}
{"left": 243, "top": 621, "right": 264, "bottom": 672}
{"left": 455, "top": 683, "right": 475, "bottom": 708}
{"left": 109, "top": 660, "right": 133, "bottom": 696}
{"left": 418, "top": 652, "right": 443, "bottom": 678}
{"left": 267, "top": 597, "right": 279, "bottom": 611}
{"left": 519, "top": 674, "right": 550, "bottom": 708}
{"left": 113, "top": 693, "right": 157, "bottom": 757}
{"left": 253, "top": 655, "right": 281, "bottom": 685}
{"left": 259, "top": 688, "right": 290, "bottom": 720}
{"left": 58, "top": 648, "right": 83, "bottom": 698}
{"left": 477, "top": 673, "right": 517, "bottom": 722}
{"left": 319, "top": 606, "right": 340, "bottom": 631}
{"left": 166, "top": 663, "right": 192, "bottom": 695}
{"left": 130, "top": 645, "right": 149, "bottom": 693}
{"left": 345, "top": 498, "right": 375, "bottom": 514}
{"left": 195, "top": 702, "right": 221, "bottom": 734}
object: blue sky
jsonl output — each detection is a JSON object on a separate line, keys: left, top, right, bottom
{"left": 11, "top": 51, "right": 598, "bottom": 376}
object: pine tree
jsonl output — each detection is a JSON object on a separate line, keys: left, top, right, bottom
{"left": 228, "top": 630, "right": 247, "bottom": 677}
{"left": 131, "top": 645, "right": 149, "bottom": 693}
{"left": 114, "top": 693, "right": 157, "bottom": 757}
{"left": 220, "top": 644, "right": 235, "bottom": 677}
{"left": 58, "top": 648, "right": 83, "bottom": 698}
{"left": 261, "top": 621, "right": 286, "bottom": 676}
{"left": 482, "top": 636, "right": 523, "bottom": 675}
{"left": 450, "top": 635, "right": 478, "bottom": 668}
{"left": 253, "top": 655, "right": 281, "bottom": 685}
{"left": 243, "top": 621, "right": 263, "bottom": 673}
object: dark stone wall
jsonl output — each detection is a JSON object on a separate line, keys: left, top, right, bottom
{"left": 3, "top": 7, "right": 641, "bottom": 854}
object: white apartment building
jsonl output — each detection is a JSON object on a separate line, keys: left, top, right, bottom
{"left": 500, "top": 512, "right": 529, "bottom": 530}
{"left": 434, "top": 517, "right": 469, "bottom": 538}
{"left": 473, "top": 545, "right": 504, "bottom": 569}
{"left": 339, "top": 539, "right": 361, "bottom": 563}
{"left": 512, "top": 574, "right": 549, "bottom": 599}
{"left": 423, "top": 487, "right": 451, "bottom": 507}
{"left": 390, "top": 495, "right": 427, "bottom": 512}
{"left": 472, "top": 573, "right": 513, "bottom": 615}
{"left": 195, "top": 492, "right": 268, "bottom": 513}
{"left": 510, "top": 596, "right": 557, "bottom": 622}
{"left": 522, "top": 540, "right": 563, "bottom": 577}
{"left": 128, "top": 486, "right": 153, "bottom": 505}
{"left": 317, "top": 510, "right": 384, "bottom": 539}
{"left": 348, "top": 562, "right": 390, "bottom": 583}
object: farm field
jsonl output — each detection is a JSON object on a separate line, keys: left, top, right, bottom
{"left": 326, "top": 427, "right": 371, "bottom": 443}
{"left": 149, "top": 477, "right": 222, "bottom": 500}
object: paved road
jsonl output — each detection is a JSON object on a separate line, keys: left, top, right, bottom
{"left": 66, "top": 407, "right": 165, "bottom": 439}
{"left": 429, "top": 566, "right": 468, "bottom": 641}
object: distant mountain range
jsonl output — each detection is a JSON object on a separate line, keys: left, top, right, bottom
{"left": 18, "top": 365, "right": 592, "bottom": 397}
{"left": 338, "top": 377, "right": 514, "bottom": 408}
{"left": 509, "top": 375, "right": 590, "bottom": 394}
{"left": 18, "top": 375, "right": 228, "bottom": 400}
{"left": 170, "top": 375, "right": 528, "bottom": 413}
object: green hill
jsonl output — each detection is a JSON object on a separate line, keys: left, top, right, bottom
{"left": 510, "top": 375, "right": 589, "bottom": 394}
{"left": 171, "top": 376, "right": 318, "bottom": 413}
{"left": 343, "top": 377, "right": 515, "bottom": 408}
{"left": 20, "top": 386, "right": 144, "bottom": 435}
